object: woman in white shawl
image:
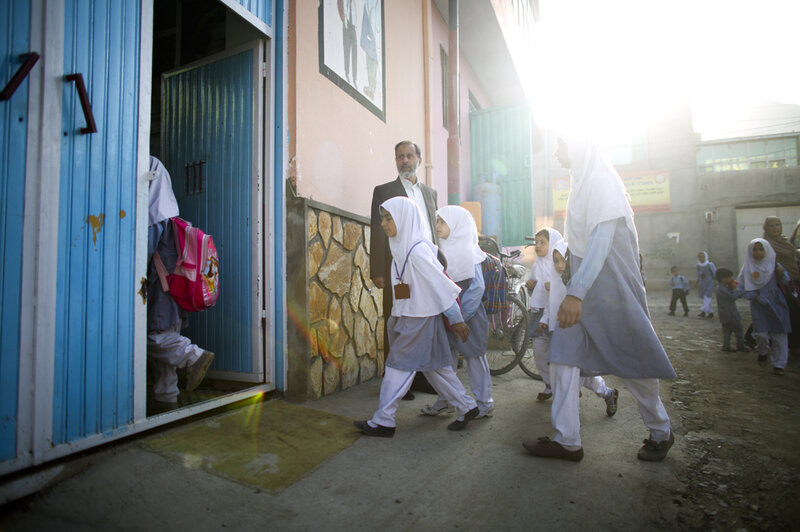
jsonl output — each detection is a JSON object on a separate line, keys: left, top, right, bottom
{"left": 354, "top": 197, "right": 480, "bottom": 436}
{"left": 523, "top": 136, "right": 675, "bottom": 463}
{"left": 420, "top": 206, "right": 494, "bottom": 419}
{"left": 738, "top": 238, "right": 791, "bottom": 374}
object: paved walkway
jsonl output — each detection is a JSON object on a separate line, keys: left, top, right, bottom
{"left": 0, "top": 290, "right": 731, "bottom": 531}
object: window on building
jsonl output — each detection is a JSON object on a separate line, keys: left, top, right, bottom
{"left": 441, "top": 46, "right": 449, "bottom": 130}
{"left": 697, "top": 135, "right": 800, "bottom": 172}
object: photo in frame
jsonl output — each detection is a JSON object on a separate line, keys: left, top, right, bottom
{"left": 318, "top": 0, "right": 386, "bottom": 121}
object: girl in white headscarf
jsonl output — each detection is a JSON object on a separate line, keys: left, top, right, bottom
{"left": 696, "top": 251, "right": 717, "bottom": 318}
{"left": 540, "top": 241, "right": 619, "bottom": 417}
{"left": 524, "top": 227, "right": 564, "bottom": 401}
{"left": 523, "top": 135, "right": 675, "bottom": 463}
{"left": 420, "top": 206, "right": 494, "bottom": 419}
{"left": 354, "top": 197, "right": 480, "bottom": 437}
{"left": 738, "top": 238, "right": 792, "bottom": 374}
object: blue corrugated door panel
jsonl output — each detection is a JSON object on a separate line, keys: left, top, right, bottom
{"left": 469, "top": 103, "right": 534, "bottom": 247}
{"left": 53, "top": 0, "right": 140, "bottom": 445}
{"left": 162, "top": 49, "right": 254, "bottom": 374}
{"left": 0, "top": 0, "right": 30, "bottom": 461}
{"left": 234, "top": 0, "right": 272, "bottom": 28}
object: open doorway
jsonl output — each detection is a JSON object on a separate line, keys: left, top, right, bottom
{"left": 147, "top": 0, "right": 272, "bottom": 416}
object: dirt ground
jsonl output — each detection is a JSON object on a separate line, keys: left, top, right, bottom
{"left": 648, "top": 290, "right": 800, "bottom": 531}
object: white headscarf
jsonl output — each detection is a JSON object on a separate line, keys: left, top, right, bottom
{"left": 561, "top": 135, "right": 635, "bottom": 257}
{"left": 697, "top": 251, "right": 710, "bottom": 267}
{"left": 547, "top": 240, "right": 569, "bottom": 332}
{"left": 149, "top": 156, "right": 179, "bottom": 225}
{"left": 737, "top": 238, "right": 776, "bottom": 291}
{"left": 529, "top": 228, "right": 565, "bottom": 308}
{"left": 382, "top": 197, "right": 461, "bottom": 317}
{"left": 436, "top": 205, "right": 486, "bottom": 282}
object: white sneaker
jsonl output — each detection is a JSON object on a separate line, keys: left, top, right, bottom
{"left": 476, "top": 406, "right": 495, "bottom": 419}
{"left": 185, "top": 351, "right": 215, "bottom": 392}
{"left": 420, "top": 404, "right": 455, "bottom": 416}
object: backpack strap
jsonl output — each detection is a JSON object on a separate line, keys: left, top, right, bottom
{"left": 152, "top": 251, "right": 170, "bottom": 293}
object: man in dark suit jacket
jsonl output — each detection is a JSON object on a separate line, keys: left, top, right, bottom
{"left": 370, "top": 140, "right": 439, "bottom": 396}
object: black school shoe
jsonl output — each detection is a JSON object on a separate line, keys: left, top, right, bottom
{"left": 354, "top": 420, "right": 396, "bottom": 438}
{"left": 637, "top": 432, "right": 674, "bottom": 461}
{"left": 447, "top": 407, "right": 479, "bottom": 431}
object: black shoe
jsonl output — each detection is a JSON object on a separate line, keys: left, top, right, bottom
{"left": 354, "top": 420, "right": 396, "bottom": 438}
{"left": 684, "top": 312, "right": 689, "bottom": 317}
{"left": 447, "top": 407, "right": 479, "bottom": 431}
{"left": 758, "top": 354, "right": 768, "bottom": 367}
{"left": 668, "top": 311, "right": 675, "bottom": 316}
{"left": 637, "top": 432, "right": 674, "bottom": 461}
{"left": 706, "top": 313, "right": 714, "bottom": 319}
{"left": 523, "top": 436, "right": 584, "bottom": 462}
{"left": 401, "top": 391, "right": 415, "bottom": 401}
{"left": 605, "top": 388, "right": 619, "bottom": 417}
{"left": 697, "top": 312, "right": 706, "bottom": 318}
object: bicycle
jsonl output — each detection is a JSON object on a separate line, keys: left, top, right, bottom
{"left": 514, "top": 234, "right": 543, "bottom": 380}
{"left": 483, "top": 247, "right": 530, "bottom": 376}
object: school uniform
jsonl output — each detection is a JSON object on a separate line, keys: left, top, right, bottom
{"left": 697, "top": 253, "right": 716, "bottom": 315}
{"left": 526, "top": 229, "right": 564, "bottom": 392}
{"left": 543, "top": 241, "right": 615, "bottom": 406}
{"left": 427, "top": 206, "right": 493, "bottom": 416}
{"left": 716, "top": 284, "right": 744, "bottom": 349}
{"left": 147, "top": 157, "right": 206, "bottom": 403}
{"left": 738, "top": 238, "right": 792, "bottom": 370}
{"left": 669, "top": 274, "right": 690, "bottom": 315}
{"left": 537, "top": 136, "right": 674, "bottom": 456}
{"left": 363, "top": 198, "right": 478, "bottom": 431}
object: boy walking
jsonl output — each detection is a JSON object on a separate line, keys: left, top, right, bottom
{"left": 668, "top": 266, "right": 690, "bottom": 316}
{"left": 715, "top": 268, "right": 748, "bottom": 352}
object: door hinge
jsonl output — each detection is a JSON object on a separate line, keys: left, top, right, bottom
{"left": 261, "top": 63, "right": 267, "bottom": 78}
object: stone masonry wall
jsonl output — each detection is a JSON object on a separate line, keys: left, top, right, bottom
{"left": 302, "top": 205, "right": 384, "bottom": 399}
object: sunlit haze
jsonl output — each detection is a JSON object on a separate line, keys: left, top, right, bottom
{"left": 525, "top": 0, "right": 800, "bottom": 141}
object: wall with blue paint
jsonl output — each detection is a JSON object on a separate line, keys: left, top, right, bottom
{"left": 235, "top": 0, "right": 272, "bottom": 28}
{"left": 0, "top": 0, "right": 31, "bottom": 461}
{"left": 53, "top": 0, "right": 140, "bottom": 445}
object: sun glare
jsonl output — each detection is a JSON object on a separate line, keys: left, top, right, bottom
{"left": 526, "top": 0, "right": 800, "bottom": 141}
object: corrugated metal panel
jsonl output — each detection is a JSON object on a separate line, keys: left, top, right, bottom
{"left": 0, "top": 0, "right": 30, "bottom": 461}
{"left": 469, "top": 102, "right": 534, "bottom": 247}
{"left": 234, "top": 0, "right": 272, "bottom": 27}
{"left": 53, "top": 0, "right": 140, "bottom": 445}
{"left": 162, "top": 49, "right": 254, "bottom": 373}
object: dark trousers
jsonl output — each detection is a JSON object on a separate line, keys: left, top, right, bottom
{"left": 722, "top": 321, "right": 744, "bottom": 348}
{"left": 669, "top": 289, "right": 689, "bottom": 314}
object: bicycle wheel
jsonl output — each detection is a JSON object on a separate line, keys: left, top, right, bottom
{"left": 518, "top": 337, "right": 543, "bottom": 380}
{"left": 486, "top": 294, "right": 528, "bottom": 375}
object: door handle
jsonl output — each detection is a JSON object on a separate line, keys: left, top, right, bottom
{"left": 0, "top": 52, "right": 40, "bottom": 101}
{"left": 65, "top": 73, "right": 97, "bottom": 134}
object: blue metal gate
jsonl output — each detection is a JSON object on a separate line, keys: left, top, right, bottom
{"left": 469, "top": 102, "right": 534, "bottom": 247}
{"left": 0, "top": 0, "right": 31, "bottom": 461}
{"left": 53, "top": 0, "right": 140, "bottom": 445}
{"left": 161, "top": 46, "right": 260, "bottom": 377}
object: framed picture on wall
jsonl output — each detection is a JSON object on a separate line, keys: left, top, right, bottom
{"left": 318, "top": 0, "right": 385, "bottom": 122}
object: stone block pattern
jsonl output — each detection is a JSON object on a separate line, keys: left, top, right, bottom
{"left": 307, "top": 208, "right": 383, "bottom": 398}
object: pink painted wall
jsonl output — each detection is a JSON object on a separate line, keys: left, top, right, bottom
{"left": 429, "top": 7, "right": 493, "bottom": 205}
{"left": 291, "top": 0, "right": 427, "bottom": 217}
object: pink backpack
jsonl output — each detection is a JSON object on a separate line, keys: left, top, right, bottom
{"left": 153, "top": 217, "right": 219, "bottom": 312}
